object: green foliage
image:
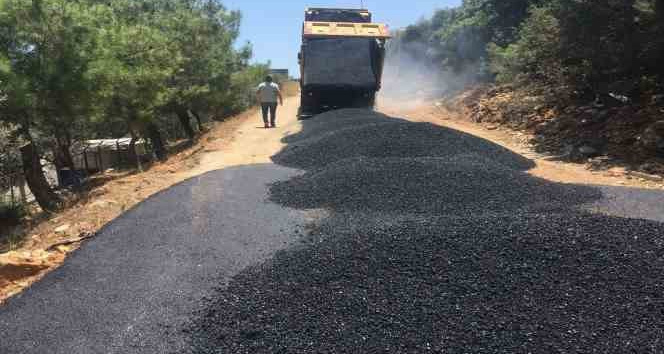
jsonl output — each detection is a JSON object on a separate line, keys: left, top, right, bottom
{"left": 87, "top": 1, "right": 179, "bottom": 135}
{"left": 396, "top": 0, "right": 664, "bottom": 101}
{"left": 82, "top": 0, "right": 266, "bottom": 138}
{"left": 0, "top": 0, "right": 267, "bottom": 211}
{"left": 223, "top": 63, "right": 270, "bottom": 116}
{"left": 1, "top": 0, "right": 266, "bottom": 142}
{"left": 488, "top": 5, "right": 564, "bottom": 88}
{"left": 0, "top": 126, "right": 20, "bottom": 176}
{"left": 394, "top": 0, "right": 541, "bottom": 78}
{"left": 0, "top": 0, "right": 266, "bottom": 164}
{"left": 0, "top": 0, "right": 96, "bottom": 139}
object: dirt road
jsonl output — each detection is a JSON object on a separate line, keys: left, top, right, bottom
{"left": 379, "top": 103, "right": 664, "bottom": 190}
{"left": 192, "top": 95, "right": 301, "bottom": 172}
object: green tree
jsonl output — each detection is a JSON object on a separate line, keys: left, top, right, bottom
{"left": 0, "top": 0, "right": 89, "bottom": 210}
{"left": 87, "top": 0, "right": 180, "bottom": 161}
{"left": 488, "top": 5, "right": 564, "bottom": 88}
{"left": 160, "top": 0, "right": 244, "bottom": 139}
{"left": 396, "top": 0, "right": 663, "bottom": 102}
{"left": 1, "top": 0, "right": 268, "bottom": 213}
{"left": 655, "top": 0, "right": 664, "bottom": 81}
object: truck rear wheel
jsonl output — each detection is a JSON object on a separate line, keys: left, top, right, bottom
{"left": 353, "top": 93, "right": 376, "bottom": 109}
{"left": 367, "top": 93, "right": 376, "bottom": 109}
{"left": 298, "top": 92, "right": 318, "bottom": 119}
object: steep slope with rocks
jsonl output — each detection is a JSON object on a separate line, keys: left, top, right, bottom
{"left": 451, "top": 86, "right": 664, "bottom": 175}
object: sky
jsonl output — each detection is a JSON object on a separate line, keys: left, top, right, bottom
{"left": 221, "top": 0, "right": 461, "bottom": 77}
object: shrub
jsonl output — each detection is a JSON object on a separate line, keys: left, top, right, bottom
{"left": 488, "top": 5, "right": 565, "bottom": 88}
{"left": 0, "top": 201, "right": 26, "bottom": 225}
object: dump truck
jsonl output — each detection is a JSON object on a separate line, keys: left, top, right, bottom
{"left": 298, "top": 8, "right": 391, "bottom": 118}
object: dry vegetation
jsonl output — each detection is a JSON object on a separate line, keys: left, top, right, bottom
{"left": 446, "top": 86, "right": 664, "bottom": 178}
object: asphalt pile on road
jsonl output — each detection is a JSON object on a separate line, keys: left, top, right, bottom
{"left": 187, "top": 109, "right": 664, "bottom": 353}
{"left": 274, "top": 112, "right": 534, "bottom": 170}
{"left": 270, "top": 156, "right": 600, "bottom": 214}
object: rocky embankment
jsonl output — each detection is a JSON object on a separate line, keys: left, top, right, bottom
{"left": 451, "top": 86, "right": 664, "bottom": 179}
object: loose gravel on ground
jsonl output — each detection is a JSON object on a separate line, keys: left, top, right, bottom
{"left": 188, "top": 109, "right": 664, "bottom": 353}
{"left": 274, "top": 109, "right": 535, "bottom": 171}
{"left": 270, "top": 156, "right": 601, "bottom": 214}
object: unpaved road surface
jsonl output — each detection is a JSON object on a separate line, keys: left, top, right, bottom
{"left": 3, "top": 102, "right": 664, "bottom": 353}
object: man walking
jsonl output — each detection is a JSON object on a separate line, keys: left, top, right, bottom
{"left": 256, "top": 76, "right": 284, "bottom": 128}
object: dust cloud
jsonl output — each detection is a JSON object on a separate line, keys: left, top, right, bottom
{"left": 377, "top": 33, "right": 475, "bottom": 111}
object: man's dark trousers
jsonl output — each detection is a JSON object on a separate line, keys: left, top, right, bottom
{"left": 261, "top": 102, "right": 277, "bottom": 126}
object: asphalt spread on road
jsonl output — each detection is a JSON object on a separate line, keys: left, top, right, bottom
{"left": 2, "top": 109, "right": 664, "bottom": 353}
{"left": 0, "top": 165, "right": 310, "bottom": 354}
{"left": 188, "top": 109, "right": 664, "bottom": 353}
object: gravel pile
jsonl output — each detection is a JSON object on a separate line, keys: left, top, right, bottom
{"left": 270, "top": 156, "right": 601, "bottom": 214}
{"left": 188, "top": 109, "right": 664, "bottom": 353}
{"left": 274, "top": 110, "right": 534, "bottom": 171}
{"left": 283, "top": 109, "right": 394, "bottom": 143}
{"left": 188, "top": 213, "right": 664, "bottom": 353}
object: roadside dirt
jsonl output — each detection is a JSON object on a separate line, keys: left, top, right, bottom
{"left": 379, "top": 102, "right": 664, "bottom": 190}
{"left": 0, "top": 83, "right": 302, "bottom": 304}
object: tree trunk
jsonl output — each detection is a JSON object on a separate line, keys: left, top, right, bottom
{"left": 657, "top": 0, "right": 664, "bottom": 80}
{"left": 53, "top": 127, "right": 76, "bottom": 172}
{"left": 54, "top": 140, "right": 76, "bottom": 187}
{"left": 191, "top": 109, "right": 204, "bottom": 132}
{"left": 176, "top": 106, "right": 196, "bottom": 140}
{"left": 59, "top": 134, "right": 76, "bottom": 171}
{"left": 147, "top": 123, "right": 167, "bottom": 161}
{"left": 622, "top": 0, "right": 639, "bottom": 95}
{"left": 18, "top": 174, "right": 27, "bottom": 204}
{"left": 57, "top": 143, "right": 75, "bottom": 171}
{"left": 20, "top": 143, "right": 60, "bottom": 212}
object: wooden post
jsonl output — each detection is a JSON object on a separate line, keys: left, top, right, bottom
{"left": 97, "top": 145, "right": 103, "bottom": 172}
{"left": 83, "top": 147, "right": 90, "bottom": 171}
{"left": 116, "top": 139, "right": 122, "bottom": 167}
{"left": 131, "top": 138, "right": 143, "bottom": 172}
{"left": 147, "top": 123, "right": 167, "bottom": 161}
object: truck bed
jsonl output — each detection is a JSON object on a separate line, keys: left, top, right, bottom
{"left": 302, "top": 38, "right": 378, "bottom": 90}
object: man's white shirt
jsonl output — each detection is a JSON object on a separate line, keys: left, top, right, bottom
{"left": 257, "top": 82, "right": 280, "bottom": 103}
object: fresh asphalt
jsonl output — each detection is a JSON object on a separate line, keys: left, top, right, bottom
{"left": 0, "top": 164, "right": 311, "bottom": 353}
{"left": 2, "top": 109, "right": 664, "bottom": 353}
{"left": 192, "top": 109, "right": 664, "bottom": 353}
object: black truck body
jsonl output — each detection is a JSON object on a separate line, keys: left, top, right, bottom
{"left": 298, "top": 8, "right": 390, "bottom": 118}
